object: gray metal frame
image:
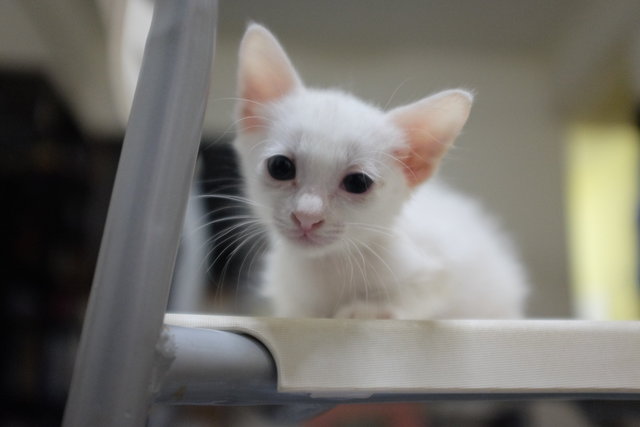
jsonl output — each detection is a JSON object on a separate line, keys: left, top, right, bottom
{"left": 155, "top": 326, "right": 277, "bottom": 404}
{"left": 62, "top": 1, "right": 217, "bottom": 426}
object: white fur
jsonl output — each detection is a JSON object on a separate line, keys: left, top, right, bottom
{"left": 232, "top": 24, "right": 527, "bottom": 319}
{"left": 259, "top": 181, "right": 527, "bottom": 319}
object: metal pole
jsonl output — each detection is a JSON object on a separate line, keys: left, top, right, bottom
{"left": 62, "top": 1, "right": 217, "bottom": 425}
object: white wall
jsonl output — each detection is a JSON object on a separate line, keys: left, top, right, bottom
{"left": 205, "top": 38, "right": 571, "bottom": 317}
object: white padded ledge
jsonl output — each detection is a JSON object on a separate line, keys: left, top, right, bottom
{"left": 164, "top": 314, "right": 640, "bottom": 397}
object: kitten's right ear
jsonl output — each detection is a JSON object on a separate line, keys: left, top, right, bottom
{"left": 237, "top": 23, "right": 303, "bottom": 132}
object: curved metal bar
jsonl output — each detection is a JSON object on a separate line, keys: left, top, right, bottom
{"left": 155, "top": 326, "right": 277, "bottom": 405}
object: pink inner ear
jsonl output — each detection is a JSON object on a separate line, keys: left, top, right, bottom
{"left": 392, "top": 118, "right": 449, "bottom": 187}
{"left": 237, "top": 25, "right": 303, "bottom": 133}
{"left": 237, "top": 77, "right": 270, "bottom": 133}
{"left": 239, "top": 67, "right": 300, "bottom": 132}
{"left": 239, "top": 101, "right": 264, "bottom": 132}
{"left": 389, "top": 89, "right": 472, "bottom": 187}
{"left": 239, "top": 78, "right": 273, "bottom": 132}
{"left": 394, "top": 144, "right": 442, "bottom": 187}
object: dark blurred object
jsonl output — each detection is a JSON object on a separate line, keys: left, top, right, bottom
{"left": 197, "top": 141, "right": 266, "bottom": 311}
{"left": 0, "top": 70, "right": 120, "bottom": 427}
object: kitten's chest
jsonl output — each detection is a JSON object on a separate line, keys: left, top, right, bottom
{"left": 266, "top": 246, "right": 404, "bottom": 316}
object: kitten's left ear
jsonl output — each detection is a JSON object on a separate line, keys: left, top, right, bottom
{"left": 237, "top": 23, "right": 303, "bottom": 132}
{"left": 389, "top": 89, "right": 473, "bottom": 186}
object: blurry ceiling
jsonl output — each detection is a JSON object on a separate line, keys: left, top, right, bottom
{"left": 217, "top": 0, "right": 591, "bottom": 54}
{"left": 0, "top": 0, "right": 592, "bottom": 66}
{"left": 1, "top": 0, "right": 638, "bottom": 136}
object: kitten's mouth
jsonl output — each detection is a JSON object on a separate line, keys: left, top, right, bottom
{"left": 274, "top": 218, "right": 343, "bottom": 250}
{"left": 279, "top": 227, "right": 337, "bottom": 248}
{"left": 290, "top": 231, "right": 332, "bottom": 247}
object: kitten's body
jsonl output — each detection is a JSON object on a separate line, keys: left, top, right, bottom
{"left": 232, "top": 24, "right": 527, "bottom": 319}
{"left": 265, "top": 181, "right": 526, "bottom": 319}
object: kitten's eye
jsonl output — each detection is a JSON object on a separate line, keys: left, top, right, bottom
{"left": 267, "top": 155, "right": 296, "bottom": 180}
{"left": 342, "top": 173, "right": 374, "bottom": 194}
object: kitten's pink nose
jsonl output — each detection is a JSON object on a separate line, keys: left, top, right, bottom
{"left": 291, "top": 212, "right": 324, "bottom": 232}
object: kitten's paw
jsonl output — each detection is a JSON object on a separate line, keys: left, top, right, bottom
{"left": 334, "top": 302, "right": 396, "bottom": 320}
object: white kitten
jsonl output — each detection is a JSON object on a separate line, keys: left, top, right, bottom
{"left": 232, "top": 24, "right": 527, "bottom": 319}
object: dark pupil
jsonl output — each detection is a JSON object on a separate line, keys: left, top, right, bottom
{"left": 343, "top": 173, "right": 373, "bottom": 194}
{"left": 267, "top": 155, "right": 296, "bottom": 180}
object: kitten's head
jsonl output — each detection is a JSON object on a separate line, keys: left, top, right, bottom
{"left": 233, "top": 24, "right": 472, "bottom": 256}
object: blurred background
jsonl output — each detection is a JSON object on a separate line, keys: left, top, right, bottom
{"left": 1, "top": 0, "right": 639, "bottom": 426}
